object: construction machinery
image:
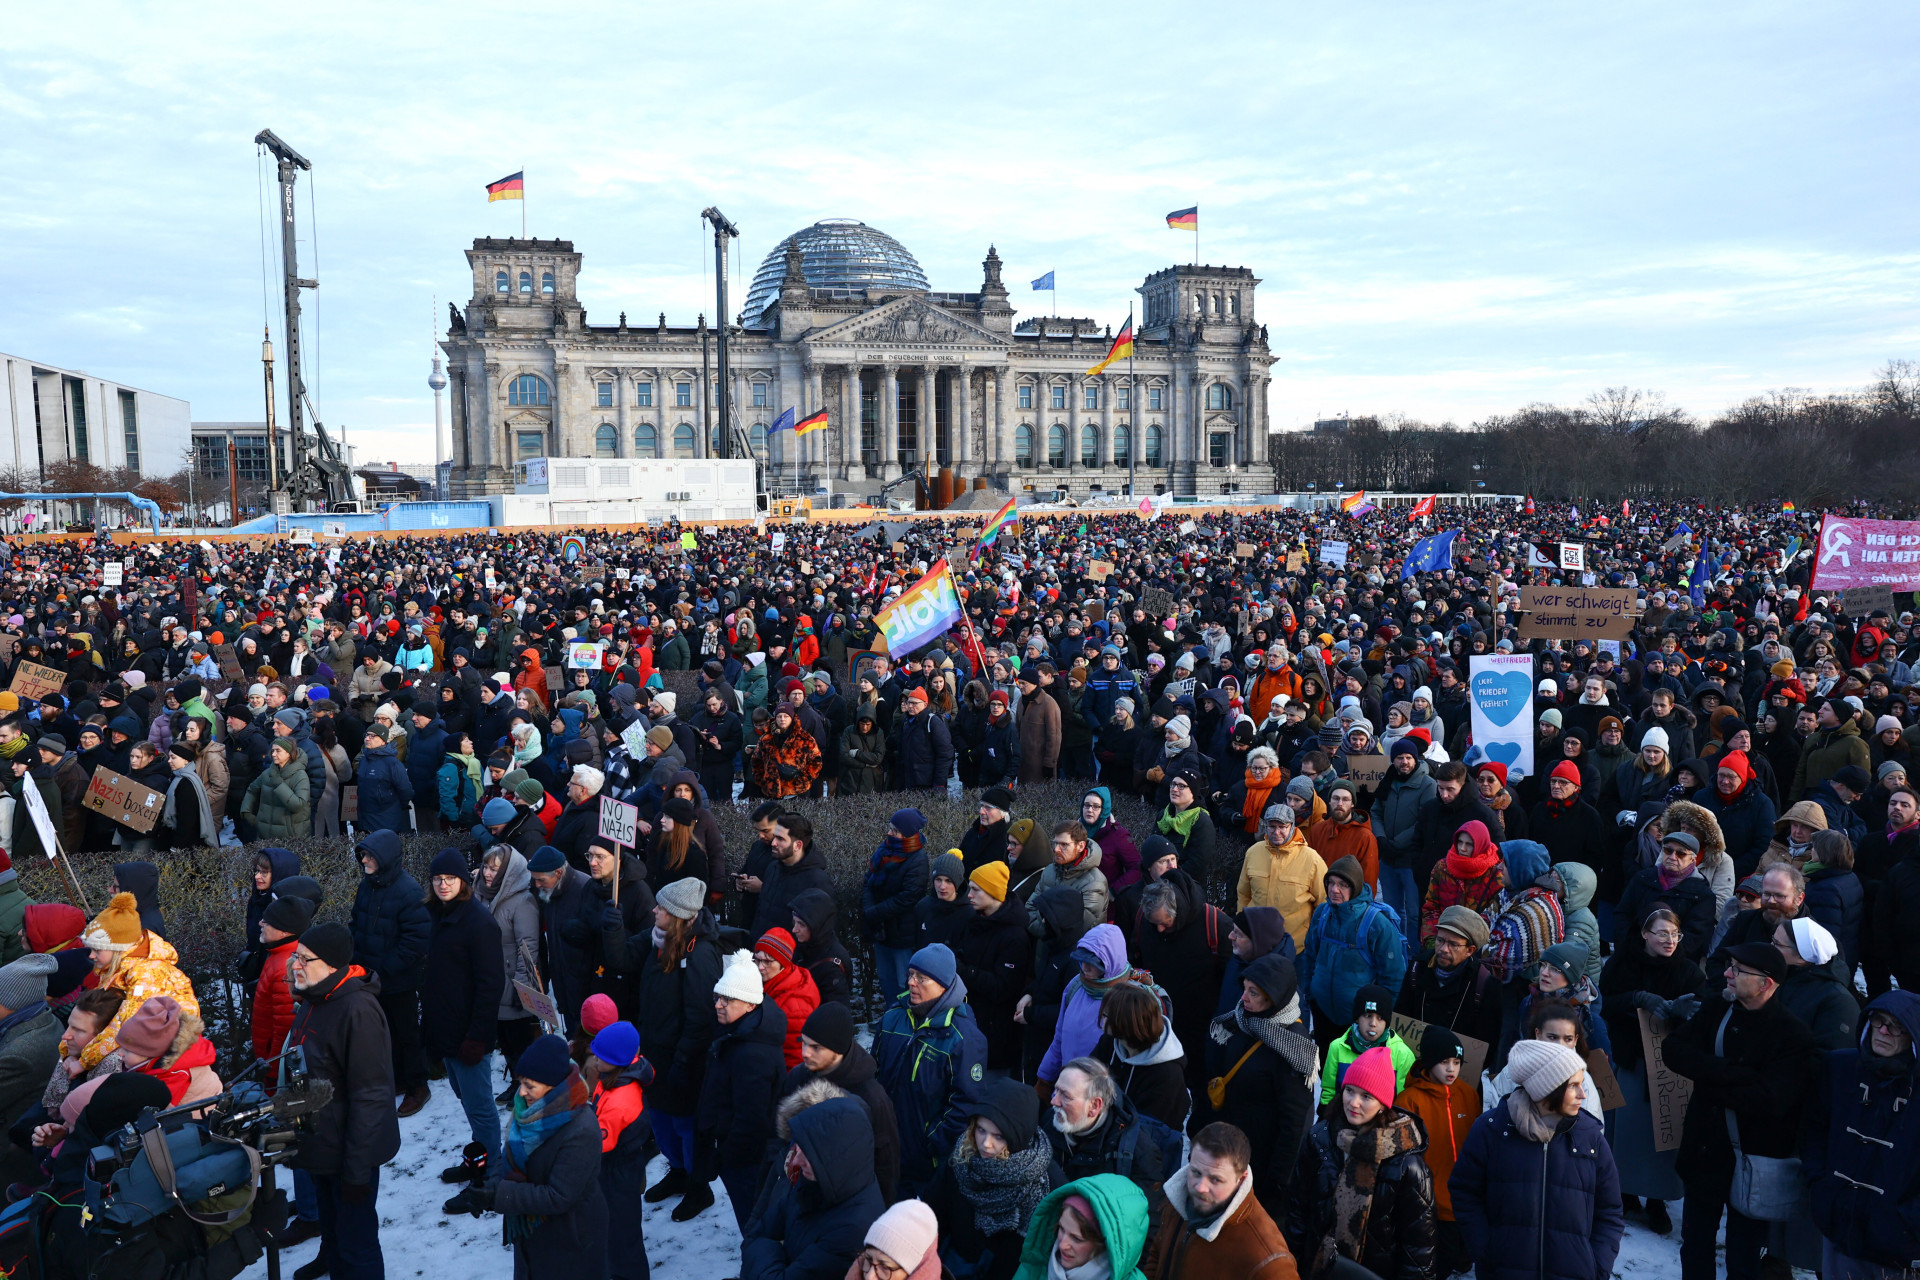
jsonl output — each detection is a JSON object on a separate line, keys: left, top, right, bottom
{"left": 255, "top": 129, "right": 357, "bottom": 512}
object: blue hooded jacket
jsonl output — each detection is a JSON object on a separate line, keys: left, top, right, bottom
{"left": 1804, "top": 991, "right": 1920, "bottom": 1268}
{"left": 1298, "top": 876, "right": 1407, "bottom": 1020}
{"left": 872, "top": 972, "right": 987, "bottom": 1183}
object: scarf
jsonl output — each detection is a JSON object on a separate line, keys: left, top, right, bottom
{"left": 1484, "top": 789, "right": 1511, "bottom": 813}
{"left": 1505, "top": 1088, "right": 1569, "bottom": 1144}
{"left": 1158, "top": 804, "right": 1204, "bottom": 840}
{"left": 1048, "top": 1252, "right": 1114, "bottom": 1280}
{"left": 1241, "top": 769, "right": 1283, "bottom": 834}
{"left": 502, "top": 1067, "right": 589, "bottom": 1244}
{"left": 162, "top": 767, "right": 215, "bottom": 845}
{"left": 868, "top": 832, "right": 923, "bottom": 882}
{"left": 949, "top": 1129, "right": 1054, "bottom": 1235}
{"left": 1891, "top": 819, "right": 1920, "bottom": 838}
{"left": 1315, "top": 1112, "right": 1424, "bottom": 1278}
{"left": 1211, "top": 1002, "right": 1320, "bottom": 1085}
{"left": 1656, "top": 862, "right": 1692, "bottom": 892}
{"left": 1444, "top": 841, "right": 1501, "bottom": 881}
{"left": 1544, "top": 790, "right": 1577, "bottom": 818}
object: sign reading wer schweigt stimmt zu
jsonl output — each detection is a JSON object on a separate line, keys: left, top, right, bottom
{"left": 1517, "top": 585, "right": 1639, "bottom": 640}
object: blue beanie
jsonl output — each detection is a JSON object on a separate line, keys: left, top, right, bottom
{"left": 482, "top": 797, "right": 517, "bottom": 826}
{"left": 590, "top": 1021, "right": 641, "bottom": 1068}
{"left": 891, "top": 808, "right": 927, "bottom": 839}
{"left": 428, "top": 849, "right": 469, "bottom": 881}
{"left": 527, "top": 845, "right": 567, "bottom": 874}
{"left": 517, "top": 1034, "right": 572, "bottom": 1086}
{"left": 907, "top": 943, "right": 957, "bottom": 989}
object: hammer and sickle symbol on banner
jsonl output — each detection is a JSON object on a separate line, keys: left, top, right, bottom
{"left": 1821, "top": 524, "right": 1854, "bottom": 568}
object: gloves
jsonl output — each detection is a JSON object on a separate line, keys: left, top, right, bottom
{"left": 1616, "top": 810, "right": 1639, "bottom": 827}
{"left": 466, "top": 1182, "right": 496, "bottom": 1217}
{"left": 456, "top": 1039, "right": 487, "bottom": 1067}
{"left": 602, "top": 903, "right": 625, "bottom": 931}
{"left": 1665, "top": 994, "right": 1701, "bottom": 1024}
{"left": 1629, "top": 991, "right": 1666, "bottom": 1011}
{"left": 341, "top": 1180, "right": 373, "bottom": 1205}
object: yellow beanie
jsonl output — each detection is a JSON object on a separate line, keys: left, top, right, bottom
{"left": 970, "top": 861, "right": 1010, "bottom": 903}
{"left": 84, "top": 892, "right": 143, "bottom": 952}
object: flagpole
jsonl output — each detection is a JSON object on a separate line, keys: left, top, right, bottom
{"left": 1126, "top": 303, "right": 1136, "bottom": 498}
{"left": 521, "top": 167, "right": 527, "bottom": 240}
{"left": 942, "top": 558, "right": 989, "bottom": 678}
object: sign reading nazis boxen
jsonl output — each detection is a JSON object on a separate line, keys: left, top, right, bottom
{"left": 1516, "top": 585, "right": 1638, "bottom": 640}
{"left": 81, "top": 766, "right": 164, "bottom": 834}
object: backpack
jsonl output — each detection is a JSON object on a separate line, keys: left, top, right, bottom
{"left": 1315, "top": 899, "right": 1413, "bottom": 974}
{"left": 1132, "top": 901, "right": 1225, "bottom": 954}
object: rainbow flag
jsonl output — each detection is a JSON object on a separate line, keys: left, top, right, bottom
{"left": 971, "top": 497, "right": 1018, "bottom": 560}
{"left": 1339, "top": 490, "right": 1368, "bottom": 514}
{"left": 1166, "top": 206, "right": 1197, "bottom": 230}
{"left": 875, "top": 559, "right": 962, "bottom": 656}
{"left": 1086, "top": 318, "right": 1135, "bottom": 377}
{"left": 794, "top": 409, "right": 828, "bottom": 436}
{"left": 486, "top": 171, "right": 524, "bottom": 202}
{"left": 1782, "top": 500, "right": 1796, "bottom": 512}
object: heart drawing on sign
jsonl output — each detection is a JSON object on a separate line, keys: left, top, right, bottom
{"left": 1485, "top": 741, "right": 1524, "bottom": 769}
{"left": 1471, "top": 670, "right": 1533, "bottom": 728}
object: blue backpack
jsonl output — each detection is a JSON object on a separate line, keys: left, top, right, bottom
{"left": 1316, "top": 899, "right": 1413, "bottom": 974}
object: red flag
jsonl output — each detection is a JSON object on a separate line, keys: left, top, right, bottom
{"left": 1622, "top": 499, "right": 1632, "bottom": 519}
{"left": 1524, "top": 495, "right": 1535, "bottom": 515}
{"left": 1408, "top": 494, "right": 1435, "bottom": 520}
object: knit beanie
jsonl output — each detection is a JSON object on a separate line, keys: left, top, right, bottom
{"left": 754, "top": 928, "right": 798, "bottom": 970}
{"left": 0, "top": 953, "right": 58, "bottom": 1012}
{"left": 482, "top": 797, "right": 518, "bottom": 826}
{"left": 803, "top": 1002, "right": 857, "bottom": 1056}
{"left": 969, "top": 861, "right": 1010, "bottom": 903}
{"left": 262, "top": 895, "right": 315, "bottom": 936}
{"left": 1640, "top": 727, "right": 1669, "bottom": 753}
{"left": 656, "top": 877, "right": 705, "bottom": 921}
{"left": 302, "top": 922, "right": 354, "bottom": 970}
{"left": 1418, "top": 1023, "right": 1465, "bottom": 1070}
{"left": 645, "top": 726, "right": 675, "bottom": 750}
{"left": 580, "top": 993, "right": 619, "bottom": 1036}
{"left": 513, "top": 778, "right": 547, "bottom": 805}
{"left": 1539, "top": 941, "right": 1590, "bottom": 986}
{"left": 713, "top": 950, "right": 764, "bottom": 1004}
{"left": 500, "top": 768, "right": 529, "bottom": 792}
{"left": 116, "top": 995, "right": 182, "bottom": 1062}
{"left": 1435, "top": 905, "right": 1490, "bottom": 950}
{"left": 930, "top": 852, "right": 964, "bottom": 886}
{"left": 1352, "top": 984, "right": 1393, "bottom": 1023}
{"left": 907, "top": 943, "right": 958, "bottom": 989}
{"left": 428, "top": 849, "right": 470, "bottom": 882}
{"left": 526, "top": 845, "right": 566, "bottom": 874}
{"left": 517, "top": 1034, "right": 572, "bottom": 1086}
{"left": 1506, "top": 1038, "right": 1587, "bottom": 1101}
{"left": 864, "top": 1200, "right": 940, "bottom": 1274}
{"left": 1549, "top": 760, "right": 1582, "bottom": 786}
{"left": 82, "top": 893, "right": 143, "bottom": 952}
{"left": 891, "top": 808, "right": 928, "bottom": 838}
{"left": 1342, "top": 1045, "right": 1398, "bottom": 1108}
{"left": 590, "top": 1021, "right": 641, "bottom": 1068}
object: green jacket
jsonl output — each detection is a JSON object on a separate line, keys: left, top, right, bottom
{"left": 1319, "top": 1025, "right": 1415, "bottom": 1106}
{"left": 1792, "top": 721, "right": 1871, "bottom": 803}
{"left": 0, "top": 874, "right": 33, "bottom": 966}
{"left": 1011, "top": 1175, "right": 1151, "bottom": 1280}
{"left": 241, "top": 758, "right": 312, "bottom": 841}
{"left": 738, "top": 660, "right": 770, "bottom": 716}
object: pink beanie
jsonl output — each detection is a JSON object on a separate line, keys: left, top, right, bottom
{"left": 580, "top": 994, "right": 619, "bottom": 1036}
{"left": 1342, "top": 1045, "right": 1398, "bottom": 1109}
{"left": 115, "top": 996, "right": 182, "bottom": 1063}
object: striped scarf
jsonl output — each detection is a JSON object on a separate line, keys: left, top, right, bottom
{"left": 502, "top": 1067, "right": 589, "bottom": 1245}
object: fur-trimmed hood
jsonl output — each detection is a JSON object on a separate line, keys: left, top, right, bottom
{"left": 774, "top": 1076, "right": 849, "bottom": 1141}
{"left": 1660, "top": 799, "right": 1727, "bottom": 872}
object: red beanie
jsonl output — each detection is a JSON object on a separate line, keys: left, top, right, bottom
{"left": 753, "top": 928, "right": 797, "bottom": 970}
{"left": 1550, "top": 761, "right": 1583, "bottom": 786}
{"left": 1475, "top": 761, "right": 1508, "bottom": 787}
{"left": 1342, "top": 1045, "right": 1398, "bottom": 1108}
{"left": 580, "top": 993, "right": 618, "bottom": 1035}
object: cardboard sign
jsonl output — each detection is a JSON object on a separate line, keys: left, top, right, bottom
{"left": 619, "top": 720, "right": 650, "bottom": 758}
{"left": 1285, "top": 550, "right": 1305, "bottom": 574}
{"left": 799, "top": 559, "right": 813, "bottom": 576}
{"left": 892, "top": 541, "right": 908, "bottom": 554}
{"left": 1141, "top": 587, "right": 1176, "bottom": 618}
{"left": 1558, "top": 541, "right": 1587, "bottom": 572}
{"left": 1319, "top": 540, "right": 1348, "bottom": 567}
{"left": 212, "top": 643, "right": 244, "bottom": 681}
{"left": 290, "top": 528, "right": 315, "bottom": 545}
{"left": 1640, "top": 1009, "right": 1693, "bottom": 1152}
{"left": 0, "top": 635, "right": 18, "bottom": 663}
{"left": 1586, "top": 1048, "right": 1627, "bottom": 1111}
{"left": 102, "top": 562, "right": 123, "bottom": 587}
{"left": 1390, "top": 1013, "right": 1488, "bottom": 1086}
{"left": 1516, "top": 585, "right": 1638, "bottom": 641}
{"left": 1088, "top": 560, "right": 1115, "bottom": 580}
{"left": 9, "top": 661, "right": 65, "bottom": 703}
{"left": 1178, "top": 520, "right": 1196, "bottom": 534}
{"left": 1234, "top": 542, "right": 1257, "bottom": 559}
{"left": 598, "top": 796, "right": 639, "bottom": 849}
{"left": 545, "top": 667, "right": 562, "bottom": 692}
{"left": 771, "top": 532, "right": 786, "bottom": 552}
{"left": 1345, "top": 754, "right": 1390, "bottom": 787}
{"left": 81, "top": 765, "right": 164, "bottom": 834}
{"left": 514, "top": 979, "right": 560, "bottom": 1031}
{"left": 1839, "top": 583, "right": 1897, "bottom": 617}
{"left": 340, "top": 785, "right": 358, "bottom": 823}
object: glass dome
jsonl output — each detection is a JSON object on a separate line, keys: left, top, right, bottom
{"left": 742, "top": 219, "right": 929, "bottom": 325}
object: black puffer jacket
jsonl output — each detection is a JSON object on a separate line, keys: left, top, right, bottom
{"left": 284, "top": 965, "right": 402, "bottom": 1186}
{"left": 638, "top": 910, "right": 723, "bottom": 1115}
{"left": 419, "top": 893, "right": 505, "bottom": 1059}
{"left": 697, "top": 999, "right": 788, "bottom": 1171}
{"left": 952, "top": 899, "right": 1033, "bottom": 1071}
{"left": 348, "top": 830, "right": 430, "bottom": 994}
{"left": 1287, "top": 1107, "right": 1437, "bottom": 1280}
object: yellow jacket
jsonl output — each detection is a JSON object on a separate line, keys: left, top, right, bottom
{"left": 1236, "top": 829, "right": 1328, "bottom": 948}
{"left": 82, "top": 934, "right": 200, "bottom": 1069}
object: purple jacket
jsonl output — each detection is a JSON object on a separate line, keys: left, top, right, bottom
{"left": 1039, "top": 924, "right": 1138, "bottom": 1082}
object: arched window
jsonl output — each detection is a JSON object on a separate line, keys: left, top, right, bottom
{"left": 1206, "top": 383, "right": 1233, "bottom": 410}
{"left": 1081, "top": 424, "right": 1099, "bottom": 467}
{"left": 750, "top": 423, "right": 768, "bottom": 457}
{"left": 1015, "top": 423, "right": 1034, "bottom": 467}
{"left": 1047, "top": 424, "right": 1066, "bottom": 468}
{"left": 634, "top": 423, "right": 658, "bottom": 456}
{"left": 1145, "top": 423, "right": 1164, "bottom": 467}
{"left": 673, "top": 423, "right": 696, "bottom": 457}
{"left": 518, "top": 271, "right": 533, "bottom": 295}
{"left": 495, "top": 270, "right": 509, "bottom": 294}
{"left": 507, "top": 374, "right": 550, "bottom": 406}
{"left": 1112, "top": 422, "right": 1131, "bottom": 467}
{"left": 594, "top": 423, "right": 618, "bottom": 457}
{"left": 541, "top": 271, "right": 555, "bottom": 294}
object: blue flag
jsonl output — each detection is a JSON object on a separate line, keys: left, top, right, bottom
{"left": 767, "top": 406, "right": 797, "bottom": 434}
{"left": 1689, "top": 546, "right": 1712, "bottom": 607}
{"left": 1031, "top": 271, "right": 1054, "bottom": 290}
{"left": 1674, "top": 521, "right": 1692, "bottom": 538}
{"left": 1401, "top": 529, "right": 1459, "bottom": 580}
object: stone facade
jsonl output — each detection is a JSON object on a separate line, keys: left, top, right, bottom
{"left": 441, "top": 226, "right": 1275, "bottom": 499}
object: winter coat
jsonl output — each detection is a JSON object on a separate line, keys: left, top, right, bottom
{"left": 352, "top": 741, "right": 413, "bottom": 834}
{"left": 762, "top": 960, "right": 820, "bottom": 1071}
{"left": 405, "top": 717, "right": 450, "bottom": 804}
{"left": 1804, "top": 992, "right": 1920, "bottom": 1269}
{"left": 483, "top": 850, "right": 543, "bottom": 1021}
{"left": 1372, "top": 761, "right": 1437, "bottom": 870}
{"left": 284, "top": 964, "right": 402, "bottom": 1186}
{"left": 1418, "top": 825, "right": 1505, "bottom": 947}
{"left": 1029, "top": 847, "right": 1111, "bottom": 948}
{"left": 1526, "top": 798, "right": 1609, "bottom": 873}
{"left": 1015, "top": 694, "right": 1061, "bottom": 785}
{"left": 913, "top": 893, "right": 971, "bottom": 953}
{"left": 790, "top": 889, "right": 855, "bottom": 1009}
{"left": 838, "top": 720, "right": 887, "bottom": 794}
{"left": 1613, "top": 865, "right": 1717, "bottom": 961}
{"left": 780, "top": 1045, "right": 903, "bottom": 1204}
{"left": 547, "top": 798, "right": 601, "bottom": 871}
{"left": 1128, "top": 869, "right": 1231, "bottom": 1081}
{"left": 1287, "top": 1108, "right": 1437, "bottom": 1280}
{"left": 861, "top": 842, "right": 931, "bottom": 951}
{"left": 1043, "top": 1088, "right": 1184, "bottom": 1198}
{"left": 1594, "top": 939, "right": 1704, "bottom": 1073}
{"left": 1299, "top": 878, "right": 1408, "bottom": 1022}
{"left": 752, "top": 722, "right": 822, "bottom": 798}
{"left": 977, "top": 711, "right": 1021, "bottom": 789}
{"left": 1395, "top": 957, "right": 1503, "bottom": 1055}
{"left": 348, "top": 829, "right": 431, "bottom": 995}
{"left": 1792, "top": 721, "right": 1870, "bottom": 803}
{"left": 897, "top": 708, "right": 957, "bottom": 790}
{"left": 252, "top": 935, "right": 300, "bottom": 1062}
{"left": 1397, "top": 1073, "right": 1479, "bottom": 1222}
{"left": 637, "top": 911, "right": 723, "bottom": 1116}
{"left": 1194, "top": 1007, "right": 1316, "bottom": 1210}
{"left": 954, "top": 899, "right": 1035, "bottom": 1071}
{"left": 1874, "top": 844, "right": 1920, "bottom": 991}
{"left": 742, "top": 1094, "right": 885, "bottom": 1280}
{"left": 420, "top": 893, "right": 505, "bottom": 1059}
{"left": 1414, "top": 789, "right": 1502, "bottom": 884}
{"left": 1804, "top": 863, "right": 1865, "bottom": 974}
{"left": 1775, "top": 955, "right": 1859, "bottom": 1051}
{"left": 754, "top": 844, "right": 833, "bottom": 939}
{"left": 0, "top": 1005, "right": 59, "bottom": 1134}
{"left": 1237, "top": 830, "right": 1328, "bottom": 949}
{"left": 1450, "top": 1101, "right": 1624, "bottom": 1280}
{"left": 697, "top": 999, "right": 788, "bottom": 1171}
{"left": 1322, "top": 1027, "right": 1416, "bottom": 1107}
{"left": 241, "top": 757, "right": 311, "bottom": 842}
{"left": 0, "top": 875, "right": 31, "bottom": 966}
{"left": 1092, "top": 1023, "right": 1190, "bottom": 1133}
{"left": 1010, "top": 1176, "right": 1152, "bottom": 1280}
{"left": 81, "top": 933, "right": 198, "bottom": 1071}
{"left": 1663, "top": 988, "right": 1821, "bottom": 1181}
{"left": 872, "top": 979, "right": 988, "bottom": 1184}
{"left": 1696, "top": 783, "right": 1778, "bottom": 878}
{"left": 493, "top": 1103, "right": 609, "bottom": 1280}
{"left": 1143, "top": 1165, "right": 1300, "bottom": 1280}
{"left": 574, "top": 856, "right": 658, "bottom": 1015}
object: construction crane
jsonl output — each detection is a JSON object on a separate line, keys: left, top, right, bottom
{"left": 255, "top": 129, "right": 356, "bottom": 512}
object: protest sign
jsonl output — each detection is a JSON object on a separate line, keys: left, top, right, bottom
{"left": 1558, "top": 542, "right": 1587, "bottom": 572}
{"left": 212, "top": 643, "right": 244, "bottom": 681}
{"left": 1468, "top": 653, "right": 1535, "bottom": 781}
{"left": 1516, "top": 585, "right": 1638, "bottom": 640}
{"left": 1178, "top": 520, "right": 1196, "bottom": 534}
{"left": 1235, "top": 543, "right": 1257, "bottom": 559}
{"left": 22, "top": 779, "right": 60, "bottom": 857}
{"left": 1839, "top": 583, "right": 1897, "bottom": 617}
{"left": 1390, "top": 1013, "right": 1488, "bottom": 1085}
{"left": 620, "top": 720, "right": 650, "bottom": 758}
{"left": 102, "top": 562, "right": 123, "bottom": 587}
{"left": 1285, "top": 551, "right": 1305, "bottom": 574}
{"left": 1319, "top": 541, "right": 1348, "bottom": 568}
{"left": 514, "top": 980, "right": 560, "bottom": 1031}
{"left": 1640, "top": 1009, "right": 1693, "bottom": 1152}
{"left": 1586, "top": 1049, "right": 1627, "bottom": 1111}
{"left": 770, "top": 532, "right": 787, "bottom": 551}
{"left": 566, "top": 641, "right": 601, "bottom": 669}
{"left": 598, "top": 797, "right": 639, "bottom": 850}
{"left": 0, "top": 635, "right": 17, "bottom": 663}
{"left": 1812, "top": 515, "right": 1920, "bottom": 591}
{"left": 1345, "top": 754, "right": 1390, "bottom": 788}
{"left": 1088, "top": 560, "right": 1115, "bottom": 579}
{"left": 81, "top": 766, "right": 164, "bottom": 834}
{"left": 9, "top": 661, "right": 65, "bottom": 703}
{"left": 340, "top": 785, "right": 358, "bottom": 823}
{"left": 680, "top": 531, "right": 697, "bottom": 550}
{"left": 799, "top": 560, "right": 813, "bottom": 576}
{"left": 1141, "top": 587, "right": 1176, "bottom": 617}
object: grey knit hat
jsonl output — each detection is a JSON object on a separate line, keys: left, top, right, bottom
{"left": 0, "top": 953, "right": 59, "bottom": 1012}
{"left": 657, "top": 876, "right": 706, "bottom": 921}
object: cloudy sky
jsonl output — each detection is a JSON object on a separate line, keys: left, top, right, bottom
{"left": 2, "top": 3, "right": 1914, "bottom": 465}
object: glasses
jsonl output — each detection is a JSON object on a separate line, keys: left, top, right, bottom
{"left": 290, "top": 953, "right": 319, "bottom": 967}
{"left": 1644, "top": 929, "right": 1682, "bottom": 943}
{"left": 859, "top": 1253, "right": 906, "bottom": 1280}
{"left": 1729, "top": 965, "right": 1769, "bottom": 980}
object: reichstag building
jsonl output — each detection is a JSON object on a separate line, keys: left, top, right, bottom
{"left": 441, "top": 219, "right": 1275, "bottom": 500}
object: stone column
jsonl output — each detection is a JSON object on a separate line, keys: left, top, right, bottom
{"left": 614, "top": 371, "right": 629, "bottom": 458}
{"left": 844, "top": 364, "right": 862, "bottom": 479}
{"left": 923, "top": 367, "right": 939, "bottom": 468}
{"left": 1101, "top": 376, "right": 1115, "bottom": 482}
{"left": 1067, "top": 375, "right": 1080, "bottom": 477}
{"left": 481, "top": 360, "right": 501, "bottom": 475}
{"left": 992, "top": 370, "right": 1008, "bottom": 476}
{"left": 955, "top": 367, "right": 973, "bottom": 477}
{"left": 881, "top": 364, "right": 901, "bottom": 480}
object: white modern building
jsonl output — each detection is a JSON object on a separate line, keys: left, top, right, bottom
{"left": 0, "top": 352, "right": 191, "bottom": 479}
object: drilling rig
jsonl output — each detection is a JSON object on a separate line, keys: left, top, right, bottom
{"left": 255, "top": 129, "right": 357, "bottom": 512}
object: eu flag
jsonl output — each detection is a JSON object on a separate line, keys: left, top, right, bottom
{"left": 1031, "top": 271, "right": 1054, "bottom": 290}
{"left": 1689, "top": 546, "right": 1712, "bottom": 607}
{"left": 1400, "top": 529, "right": 1459, "bottom": 580}
{"left": 767, "top": 406, "right": 797, "bottom": 434}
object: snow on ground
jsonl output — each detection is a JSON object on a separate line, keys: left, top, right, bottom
{"left": 241, "top": 1080, "right": 743, "bottom": 1279}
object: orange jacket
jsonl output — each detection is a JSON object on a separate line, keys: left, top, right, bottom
{"left": 593, "top": 1076, "right": 646, "bottom": 1156}
{"left": 252, "top": 937, "right": 299, "bottom": 1063}
{"left": 1248, "top": 667, "right": 1304, "bottom": 717}
{"left": 1308, "top": 817, "right": 1380, "bottom": 893}
{"left": 1397, "top": 1072, "right": 1480, "bottom": 1221}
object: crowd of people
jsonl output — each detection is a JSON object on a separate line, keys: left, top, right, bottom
{"left": 0, "top": 494, "right": 1910, "bottom": 1280}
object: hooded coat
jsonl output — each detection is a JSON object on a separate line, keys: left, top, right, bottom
{"left": 481, "top": 849, "right": 543, "bottom": 1021}
{"left": 1009, "top": 1175, "right": 1152, "bottom": 1280}
{"left": 1804, "top": 992, "right": 1920, "bottom": 1269}
{"left": 742, "top": 1093, "right": 886, "bottom": 1280}
{"left": 638, "top": 909, "right": 723, "bottom": 1115}
{"left": 780, "top": 1049, "right": 902, "bottom": 1204}
{"left": 873, "top": 974, "right": 988, "bottom": 1185}
{"left": 955, "top": 896, "right": 1035, "bottom": 1071}
{"left": 1299, "top": 857, "right": 1408, "bottom": 1022}
{"left": 1237, "top": 825, "right": 1328, "bottom": 948}
{"left": 348, "top": 829, "right": 431, "bottom": 994}
{"left": 111, "top": 861, "right": 165, "bottom": 938}
{"left": 1287, "top": 1106, "right": 1437, "bottom": 1280}
{"left": 789, "top": 889, "right": 855, "bottom": 1009}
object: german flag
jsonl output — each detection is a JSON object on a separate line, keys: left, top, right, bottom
{"left": 1165, "top": 206, "right": 1197, "bottom": 230}
{"left": 794, "top": 409, "right": 828, "bottom": 437}
{"left": 486, "top": 171, "right": 524, "bottom": 202}
{"left": 1085, "top": 317, "right": 1134, "bottom": 377}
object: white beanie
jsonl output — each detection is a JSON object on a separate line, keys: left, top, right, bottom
{"left": 1506, "top": 1039, "right": 1588, "bottom": 1101}
{"left": 1641, "top": 727, "right": 1669, "bottom": 753}
{"left": 865, "top": 1200, "right": 940, "bottom": 1273}
{"left": 713, "top": 950, "right": 763, "bottom": 1004}
{"left": 652, "top": 691, "right": 677, "bottom": 715}
{"left": 1165, "top": 714, "right": 1192, "bottom": 741}
{"left": 571, "top": 764, "right": 605, "bottom": 797}
{"left": 1791, "top": 918, "right": 1839, "bottom": 966}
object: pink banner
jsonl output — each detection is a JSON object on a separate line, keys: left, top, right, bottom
{"left": 1812, "top": 515, "right": 1920, "bottom": 590}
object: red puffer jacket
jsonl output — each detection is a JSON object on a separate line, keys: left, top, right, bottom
{"left": 253, "top": 937, "right": 299, "bottom": 1063}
